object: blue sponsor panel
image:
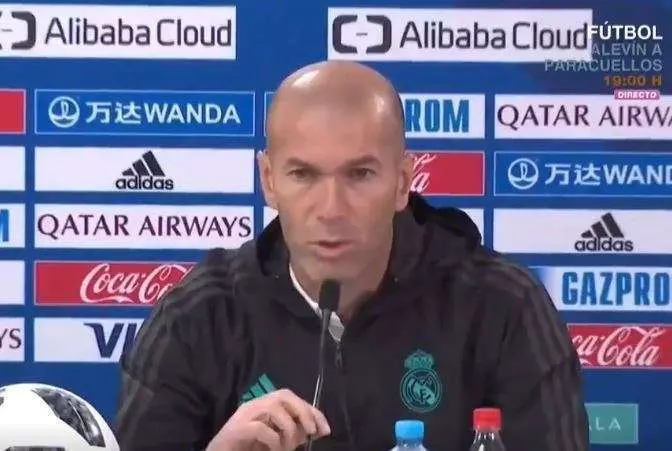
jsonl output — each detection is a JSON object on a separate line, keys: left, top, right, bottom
{"left": 263, "top": 91, "right": 274, "bottom": 136}
{"left": 0, "top": 208, "right": 8, "bottom": 242}
{"left": 34, "top": 90, "right": 255, "bottom": 136}
{"left": 1, "top": 1, "right": 670, "bottom": 448}
{"left": 495, "top": 152, "right": 672, "bottom": 197}
{"left": 534, "top": 266, "right": 672, "bottom": 312}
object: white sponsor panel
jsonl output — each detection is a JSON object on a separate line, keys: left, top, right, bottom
{"left": 0, "top": 317, "right": 25, "bottom": 362}
{"left": 34, "top": 318, "right": 144, "bottom": 362}
{"left": 400, "top": 94, "right": 485, "bottom": 138}
{"left": 495, "top": 95, "right": 672, "bottom": 140}
{"left": 462, "top": 208, "right": 485, "bottom": 242}
{"left": 536, "top": 266, "right": 672, "bottom": 311}
{"left": 0, "top": 5, "right": 236, "bottom": 59}
{"left": 328, "top": 8, "right": 591, "bottom": 62}
{"left": 35, "top": 147, "right": 254, "bottom": 193}
{"left": 263, "top": 207, "right": 485, "bottom": 242}
{"left": 264, "top": 207, "right": 277, "bottom": 228}
{"left": 34, "top": 204, "right": 253, "bottom": 249}
{"left": 494, "top": 209, "right": 672, "bottom": 254}
{"left": 0, "top": 261, "right": 24, "bottom": 305}
{"left": 0, "top": 147, "right": 25, "bottom": 191}
{"left": 0, "top": 204, "right": 25, "bottom": 248}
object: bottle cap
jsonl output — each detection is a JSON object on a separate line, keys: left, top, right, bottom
{"left": 473, "top": 407, "right": 502, "bottom": 430}
{"left": 395, "top": 420, "right": 424, "bottom": 441}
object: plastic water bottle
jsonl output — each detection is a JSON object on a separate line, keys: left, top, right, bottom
{"left": 391, "top": 420, "right": 428, "bottom": 450}
{"left": 469, "top": 407, "right": 506, "bottom": 451}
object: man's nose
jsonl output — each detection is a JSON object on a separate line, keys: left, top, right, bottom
{"left": 317, "top": 177, "right": 348, "bottom": 221}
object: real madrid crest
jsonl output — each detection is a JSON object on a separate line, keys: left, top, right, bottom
{"left": 400, "top": 349, "right": 442, "bottom": 414}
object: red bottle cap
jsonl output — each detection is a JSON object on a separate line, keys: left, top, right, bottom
{"left": 473, "top": 407, "right": 502, "bottom": 430}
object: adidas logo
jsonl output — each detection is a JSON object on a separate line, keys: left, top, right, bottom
{"left": 574, "top": 213, "right": 633, "bottom": 252}
{"left": 115, "top": 151, "right": 174, "bottom": 191}
{"left": 240, "top": 373, "right": 277, "bottom": 405}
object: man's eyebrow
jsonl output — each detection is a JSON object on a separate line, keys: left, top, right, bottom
{"left": 343, "top": 155, "right": 383, "bottom": 168}
{"left": 281, "top": 157, "right": 317, "bottom": 170}
{"left": 281, "top": 155, "right": 382, "bottom": 170}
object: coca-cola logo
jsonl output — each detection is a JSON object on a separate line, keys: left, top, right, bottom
{"left": 571, "top": 325, "right": 666, "bottom": 368}
{"left": 79, "top": 263, "right": 191, "bottom": 304}
{"left": 411, "top": 153, "right": 436, "bottom": 193}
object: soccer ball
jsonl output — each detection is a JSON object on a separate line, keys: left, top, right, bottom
{"left": 0, "top": 383, "right": 119, "bottom": 450}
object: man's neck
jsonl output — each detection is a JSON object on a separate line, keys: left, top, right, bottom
{"left": 291, "top": 242, "right": 393, "bottom": 323}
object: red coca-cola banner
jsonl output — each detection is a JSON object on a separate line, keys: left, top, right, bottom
{"left": 569, "top": 324, "right": 672, "bottom": 369}
{"left": 34, "top": 261, "right": 195, "bottom": 306}
{"left": 410, "top": 151, "right": 484, "bottom": 196}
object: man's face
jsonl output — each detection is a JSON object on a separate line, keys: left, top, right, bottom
{"left": 261, "top": 106, "right": 411, "bottom": 282}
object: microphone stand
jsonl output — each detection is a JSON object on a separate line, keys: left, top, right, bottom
{"left": 305, "top": 279, "right": 340, "bottom": 451}
{"left": 306, "top": 309, "right": 333, "bottom": 451}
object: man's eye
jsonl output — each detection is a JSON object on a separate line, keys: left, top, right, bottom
{"left": 289, "top": 169, "right": 312, "bottom": 180}
{"left": 350, "top": 168, "right": 375, "bottom": 180}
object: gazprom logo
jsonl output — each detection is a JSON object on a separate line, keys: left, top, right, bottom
{"left": 0, "top": 209, "right": 9, "bottom": 242}
{"left": 400, "top": 94, "right": 485, "bottom": 139}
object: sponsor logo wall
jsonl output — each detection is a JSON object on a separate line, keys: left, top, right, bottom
{"left": 0, "top": 2, "right": 669, "bottom": 448}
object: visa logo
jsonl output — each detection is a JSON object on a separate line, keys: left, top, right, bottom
{"left": 85, "top": 321, "right": 140, "bottom": 358}
{"left": 0, "top": 209, "right": 8, "bottom": 242}
{"left": 400, "top": 94, "right": 485, "bottom": 139}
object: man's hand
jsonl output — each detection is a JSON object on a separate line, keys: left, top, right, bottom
{"left": 206, "top": 388, "right": 331, "bottom": 451}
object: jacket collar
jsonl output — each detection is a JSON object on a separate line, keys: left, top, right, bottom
{"left": 254, "top": 194, "right": 426, "bottom": 284}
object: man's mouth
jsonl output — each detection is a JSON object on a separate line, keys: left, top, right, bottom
{"left": 310, "top": 240, "right": 354, "bottom": 258}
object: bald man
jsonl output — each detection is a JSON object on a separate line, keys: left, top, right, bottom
{"left": 115, "top": 61, "right": 589, "bottom": 451}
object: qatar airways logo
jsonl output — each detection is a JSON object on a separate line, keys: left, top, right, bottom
{"left": 35, "top": 261, "right": 194, "bottom": 306}
{"left": 34, "top": 204, "right": 253, "bottom": 249}
{"left": 495, "top": 95, "right": 672, "bottom": 140}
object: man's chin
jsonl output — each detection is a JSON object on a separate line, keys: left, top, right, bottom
{"left": 303, "top": 257, "right": 361, "bottom": 283}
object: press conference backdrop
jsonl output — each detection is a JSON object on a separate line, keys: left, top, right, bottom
{"left": 0, "top": 0, "right": 670, "bottom": 448}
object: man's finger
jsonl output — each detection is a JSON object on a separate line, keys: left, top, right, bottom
{"left": 244, "top": 421, "right": 283, "bottom": 451}
{"left": 274, "top": 391, "right": 330, "bottom": 438}
{"left": 261, "top": 406, "right": 300, "bottom": 448}
{"left": 310, "top": 406, "right": 331, "bottom": 437}
{"left": 272, "top": 390, "right": 319, "bottom": 436}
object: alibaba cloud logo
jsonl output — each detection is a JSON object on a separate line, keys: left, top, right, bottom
{"left": 331, "top": 14, "right": 392, "bottom": 55}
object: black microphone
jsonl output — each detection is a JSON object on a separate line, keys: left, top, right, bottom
{"left": 306, "top": 279, "right": 340, "bottom": 451}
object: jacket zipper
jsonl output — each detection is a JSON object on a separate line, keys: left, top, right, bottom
{"left": 334, "top": 339, "right": 357, "bottom": 451}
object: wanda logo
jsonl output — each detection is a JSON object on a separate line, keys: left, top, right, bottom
{"left": 409, "top": 151, "right": 484, "bottom": 196}
{"left": 35, "top": 262, "right": 195, "bottom": 306}
{"left": 569, "top": 324, "right": 672, "bottom": 369}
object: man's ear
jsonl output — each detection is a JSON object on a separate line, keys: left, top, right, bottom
{"left": 395, "top": 151, "right": 414, "bottom": 211}
{"left": 257, "top": 150, "right": 277, "bottom": 209}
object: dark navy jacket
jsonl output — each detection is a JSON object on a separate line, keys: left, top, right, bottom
{"left": 115, "top": 193, "right": 589, "bottom": 451}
